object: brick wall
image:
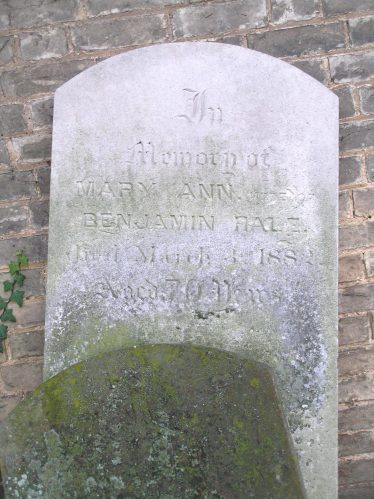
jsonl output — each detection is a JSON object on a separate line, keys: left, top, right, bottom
{"left": 0, "top": 0, "right": 373, "bottom": 496}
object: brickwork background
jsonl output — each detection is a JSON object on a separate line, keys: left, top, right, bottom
{"left": 0, "top": 0, "right": 373, "bottom": 496}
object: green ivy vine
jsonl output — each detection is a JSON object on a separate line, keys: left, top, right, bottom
{"left": 0, "top": 250, "right": 28, "bottom": 353}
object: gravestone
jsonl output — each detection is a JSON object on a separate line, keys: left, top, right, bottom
{"left": 0, "top": 345, "right": 306, "bottom": 498}
{"left": 45, "top": 43, "right": 338, "bottom": 497}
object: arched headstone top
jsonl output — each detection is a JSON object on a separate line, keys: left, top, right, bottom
{"left": 45, "top": 42, "right": 338, "bottom": 498}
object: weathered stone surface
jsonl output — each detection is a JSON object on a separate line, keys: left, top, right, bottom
{"left": 271, "top": 0, "right": 320, "bottom": 24}
{"left": 360, "top": 85, "right": 374, "bottom": 114}
{"left": 339, "top": 457, "right": 374, "bottom": 485}
{"left": 248, "top": 23, "right": 345, "bottom": 58}
{"left": 86, "top": 0, "right": 184, "bottom": 16}
{"left": 172, "top": 0, "right": 267, "bottom": 37}
{"left": 0, "top": 346, "right": 306, "bottom": 498}
{"left": 334, "top": 86, "right": 355, "bottom": 119}
{"left": 35, "top": 166, "right": 51, "bottom": 195}
{"left": 0, "top": 37, "right": 13, "bottom": 65}
{"left": 12, "top": 133, "right": 52, "bottom": 163}
{"left": 31, "top": 97, "right": 54, "bottom": 128}
{"left": 0, "top": 139, "right": 10, "bottom": 166}
{"left": 339, "top": 403, "right": 374, "bottom": 432}
{"left": 339, "top": 283, "right": 374, "bottom": 313}
{"left": 339, "top": 190, "right": 351, "bottom": 220}
{"left": 0, "top": 269, "right": 45, "bottom": 300}
{"left": 364, "top": 249, "right": 374, "bottom": 276}
{"left": 339, "top": 156, "right": 362, "bottom": 186}
{"left": 349, "top": 16, "right": 374, "bottom": 47}
{"left": 339, "top": 221, "right": 374, "bottom": 250}
{"left": 340, "top": 120, "right": 374, "bottom": 152}
{"left": 20, "top": 28, "right": 68, "bottom": 61}
{"left": 12, "top": 300, "right": 46, "bottom": 328}
{"left": 0, "top": 104, "right": 26, "bottom": 136}
{"left": 71, "top": 15, "right": 167, "bottom": 51}
{"left": 0, "top": 0, "right": 80, "bottom": 30}
{"left": 339, "top": 430, "right": 374, "bottom": 458}
{"left": 367, "top": 154, "right": 374, "bottom": 182}
{"left": 0, "top": 235, "right": 48, "bottom": 266}
{"left": 339, "top": 483, "right": 374, "bottom": 499}
{"left": 30, "top": 199, "right": 49, "bottom": 228}
{"left": 339, "top": 315, "right": 370, "bottom": 346}
{"left": 8, "top": 331, "right": 44, "bottom": 359}
{"left": 213, "top": 35, "right": 242, "bottom": 46}
{"left": 322, "top": 0, "right": 374, "bottom": 15}
{"left": 353, "top": 187, "right": 374, "bottom": 216}
{"left": 0, "top": 204, "right": 28, "bottom": 234}
{"left": 0, "top": 171, "right": 36, "bottom": 201}
{"left": 339, "top": 372, "right": 374, "bottom": 404}
{"left": 339, "top": 253, "right": 364, "bottom": 282}
{"left": 45, "top": 43, "right": 338, "bottom": 498}
{"left": 291, "top": 59, "right": 327, "bottom": 84}
{"left": 0, "top": 361, "right": 42, "bottom": 392}
{"left": 19, "top": 28, "right": 67, "bottom": 61}
{"left": 339, "top": 347, "right": 374, "bottom": 375}
{"left": 0, "top": 59, "right": 94, "bottom": 97}
{"left": 330, "top": 51, "right": 374, "bottom": 83}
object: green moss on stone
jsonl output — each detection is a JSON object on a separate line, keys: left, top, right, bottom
{"left": 1, "top": 344, "right": 306, "bottom": 498}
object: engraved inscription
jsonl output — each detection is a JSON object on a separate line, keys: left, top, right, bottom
{"left": 83, "top": 213, "right": 215, "bottom": 232}
{"left": 176, "top": 89, "right": 223, "bottom": 124}
{"left": 71, "top": 242, "right": 316, "bottom": 269}
{"left": 76, "top": 178, "right": 315, "bottom": 208}
{"left": 94, "top": 275, "right": 283, "bottom": 310}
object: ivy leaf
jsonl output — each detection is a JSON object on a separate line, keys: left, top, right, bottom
{"left": 0, "top": 297, "right": 6, "bottom": 310}
{"left": 1, "top": 308, "right": 16, "bottom": 322}
{"left": 10, "top": 290, "right": 24, "bottom": 307}
{"left": 14, "top": 273, "right": 25, "bottom": 286}
{"left": 16, "top": 251, "right": 29, "bottom": 267}
{"left": 8, "top": 261, "right": 18, "bottom": 275}
{"left": 0, "top": 323, "right": 7, "bottom": 340}
{"left": 3, "top": 280, "right": 12, "bottom": 292}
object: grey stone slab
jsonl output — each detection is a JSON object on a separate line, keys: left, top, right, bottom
{"left": 71, "top": 15, "right": 167, "bottom": 51}
{"left": 248, "top": 23, "right": 345, "bottom": 58}
{"left": 0, "top": 59, "right": 94, "bottom": 98}
{"left": 339, "top": 156, "right": 362, "bottom": 186}
{"left": 333, "top": 86, "right": 355, "bottom": 119}
{"left": 0, "top": 269, "right": 45, "bottom": 300}
{"left": 0, "top": 37, "right": 13, "bottom": 65}
{"left": 0, "top": 104, "right": 26, "bottom": 136}
{"left": 12, "top": 134, "right": 52, "bottom": 163}
{"left": 31, "top": 97, "right": 54, "bottom": 128}
{"left": 271, "top": 0, "right": 320, "bottom": 24}
{"left": 0, "top": 139, "right": 10, "bottom": 166}
{"left": 367, "top": 154, "right": 374, "bottom": 182}
{"left": 340, "top": 120, "right": 374, "bottom": 152}
{"left": 0, "top": 204, "right": 28, "bottom": 234}
{"left": 291, "top": 59, "right": 328, "bottom": 84}
{"left": 45, "top": 43, "right": 338, "bottom": 498}
{"left": 172, "top": 0, "right": 267, "bottom": 38}
{"left": 86, "top": 0, "right": 184, "bottom": 16}
{"left": 0, "top": 346, "right": 306, "bottom": 498}
{"left": 349, "top": 16, "right": 374, "bottom": 47}
{"left": 0, "top": 0, "right": 80, "bottom": 30}
{"left": 330, "top": 51, "right": 374, "bottom": 83}
{"left": 0, "top": 234, "right": 48, "bottom": 266}
{"left": 338, "top": 315, "right": 370, "bottom": 346}
{"left": 0, "top": 171, "right": 37, "bottom": 201}
{"left": 322, "top": 0, "right": 374, "bottom": 16}
{"left": 19, "top": 28, "right": 68, "bottom": 61}
{"left": 360, "top": 85, "right": 374, "bottom": 114}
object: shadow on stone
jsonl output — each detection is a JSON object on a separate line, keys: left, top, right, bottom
{"left": 0, "top": 344, "right": 305, "bottom": 498}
